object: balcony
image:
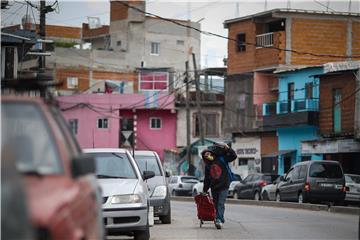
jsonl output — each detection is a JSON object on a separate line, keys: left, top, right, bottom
{"left": 255, "top": 31, "right": 285, "bottom": 69}
{"left": 262, "top": 98, "right": 319, "bottom": 129}
{"left": 256, "top": 32, "right": 274, "bottom": 48}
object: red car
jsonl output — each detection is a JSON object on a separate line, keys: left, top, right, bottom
{"left": 1, "top": 96, "right": 103, "bottom": 240}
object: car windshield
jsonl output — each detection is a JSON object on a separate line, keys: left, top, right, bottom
{"left": 86, "top": 152, "right": 137, "bottom": 179}
{"left": 345, "top": 175, "right": 360, "bottom": 184}
{"left": 181, "top": 177, "right": 199, "bottom": 183}
{"left": 1, "top": 102, "right": 63, "bottom": 175}
{"left": 134, "top": 154, "right": 162, "bottom": 176}
{"left": 309, "top": 163, "right": 343, "bottom": 178}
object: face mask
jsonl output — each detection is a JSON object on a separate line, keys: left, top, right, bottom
{"left": 205, "top": 154, "right": 214, "bottom": 161}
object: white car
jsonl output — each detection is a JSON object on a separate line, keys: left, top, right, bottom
{"left": 168, "top": 176, "right": 199, "bottom": 196}
{"left": 192, "top": 181, "right": 204, "bottom": 196}
{"left": 261, "top": 176, "right": 281, "bottom": 201}
{"left": 83, "top": 148, "right": 154, "bottom": 240}
{"left": 345, "top": 174, "right": 360, "bottom": 205}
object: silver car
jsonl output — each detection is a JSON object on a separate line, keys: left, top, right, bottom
{"left": 83, "top": 148, "right": 154, "bottom": 240}
{"left": 261, "top": 176, "right": 281, "bottom": 201}
{"left": 345, "top": 174, "right": 360, "bottom": 205}
{"left": 134, "top": 150, "right": 171, "bottom": 224}
{"left": 168, "top": 176, "right": 199, "bottom": 196}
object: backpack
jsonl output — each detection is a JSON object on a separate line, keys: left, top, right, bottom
{"left": 218, "top": 156, "right": 235, "bottom": 182}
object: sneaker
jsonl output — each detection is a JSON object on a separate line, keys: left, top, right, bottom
{"left": 215, "top": 221, "right": 222, "bottom": 229}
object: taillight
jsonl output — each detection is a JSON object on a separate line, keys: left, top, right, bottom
{"left": 304, "top": 182, "right": 310, "bottom": 191}
{"left": 258, "top": 180, "right": 267, "bottom": 187}
{"left": 342, "top": 186, "right": 348, "bottom": 192}
{"left": 179, "top": 183, "right": 183, "bottom": 188}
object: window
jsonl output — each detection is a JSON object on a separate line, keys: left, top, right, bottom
{"left": 97, "top": 118, "right": 108, "bottom": 129}
{"left": 236, "top": 33, "right": 246, "bottom": 52}
{"left": 333, "top": 88, "right": 342, "bottom": 133}
{"left": 134, "top": 154, "right": 162, "bottom": 176}
{"left": 67, "top": 77, "right": 78, "bottom": 89}
{"left": 299, "top": 165, "right": 307, "bottom": 179}
{"left": 285, "top": 168, "right": 294, "bottom": 181}
{"left": 139, "top": 72, "right": 168, "bottom": 91}
{"left": 151, "top": 42, "right": 160, "bottom": 55}
{"left": 177, "top": 40, "right": 184, "bottom": 45}
{"left": 305, "top": 82, "right": 313, "bottom": 99}
{"left": 309, "top": 162, "right": 343, "bottom": 178}
{"left": 116, "top": 40, "right": 121, "bottom": 46}
{"left": 68, "top": 119, "right": 78, "bottom": 135}
{"left": 194, "top": 112, "right": 219, "bottom": 137}
{"left": 170, "top": 177, "right": 178, "bottom": 184}
{"left": 238, "top": 158, "right": 249, "bottom": 166}
{"left": 150, "top": 117, "right": 161, "bottom": 129}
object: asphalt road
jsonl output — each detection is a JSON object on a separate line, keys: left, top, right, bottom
{"left": 149, "top": 200, "right": 359, "bottom": 240}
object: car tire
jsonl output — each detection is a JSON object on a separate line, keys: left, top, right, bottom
{"left": 254, "top": 191, "right": 260, "bottom": 201}
{"left": 262, "top": 191, "right": 269, "bottom": 201}
{"left": 160, "top": 205, "right": 171, "bottom": 224}
{"left": 172, "top": 190, "right": 177, "bottom": 196}
{"left": 276, "top": 192, "right": 281, "bottom": 202}
{"left": 134, "top": 223, "right": 150, "bottom": 240}
{"left": 233, "top": 191, "right": 239, "bottom": 200}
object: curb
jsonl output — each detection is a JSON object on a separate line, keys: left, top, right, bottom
{"left": 171, "top": 196, "right": 360, "bottom": 215}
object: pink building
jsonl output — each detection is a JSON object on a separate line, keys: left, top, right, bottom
{"left": 57, "top": 93, "right": 176, "bottom": 160}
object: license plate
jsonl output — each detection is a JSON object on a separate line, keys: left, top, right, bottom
{"left": 320, "top": 183, "right": 334, "bottom": 188}
{"left": 334, "top": 185, "right": 343, "bottom": 189}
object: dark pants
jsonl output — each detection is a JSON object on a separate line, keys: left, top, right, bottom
{"left": 211, "top": 188, "right": 228, "bottom": 223}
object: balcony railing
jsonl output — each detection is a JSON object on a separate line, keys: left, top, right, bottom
{"left": 256, "top": 32, "right": 274, "bottom": 48}
{"left": 263, "top": 98, "right": 319, "bottom": 116}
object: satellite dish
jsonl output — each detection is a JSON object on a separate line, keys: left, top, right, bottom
{"left": 87, "top": 17, "right": 102, "bottom": 29}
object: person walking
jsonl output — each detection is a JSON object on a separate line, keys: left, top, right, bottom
{"left": 201, "top": 143, "right": 237, "bottom": 229}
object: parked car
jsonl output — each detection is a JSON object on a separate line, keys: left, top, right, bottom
{"left": 233, "top": 173, "right": 279, "bottom": 200}
{"left": 168, "top": 176, "right": 199, "bottom": 196}
{"left": 261, "top": 176, "right": 282, "bottom": 201}
{"left": 83, "top": 148, "right": 154, "bottom": 240}
{"left": 2, "top": 96, "right": 103, "bottom": 240}
{"left": 134, "top": 150, "right": 171, "bottom": 224}
{"left": 345, "top": 174, "right": 360, "bottom": 206}
{"left": 227, "top": 174, "right": 242, "bottom": 198}
{"left": 276, "top": 160, "right": 346, "bottom": 204}
{"left": 192, "top": 180, "right": 204, "bottom": 196}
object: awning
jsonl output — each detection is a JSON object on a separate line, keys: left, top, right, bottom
{"left": 262, "top": 150, "right": 296, "bottom": 158}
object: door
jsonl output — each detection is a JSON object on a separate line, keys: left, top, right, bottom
{"left": 120, "top": 117, "right": 134, "bottom": 148}
{"left": 333, "top": 89, "right": 341, "bottom": 133}
{"left": 284, "top": 157, "right": 292, "bottom": 173}
{"left": 280, "top": 168, "right": 295, "bottom": 201}
{"left": 287, "top": 83, "right": 294, "bottom": 112}
{"left": 238, "top": 175, "right": 252, "bottom": 198}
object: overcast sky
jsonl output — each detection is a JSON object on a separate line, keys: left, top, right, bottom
{"left": 2, "top": 0, "right": 360, "bottom": 67}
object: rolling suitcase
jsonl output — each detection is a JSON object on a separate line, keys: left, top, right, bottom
{"left": 194, "top": 194, "right": 216, "bottom": 227}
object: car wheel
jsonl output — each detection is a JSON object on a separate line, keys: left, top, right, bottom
{"left": 276, "top": 192, "right": 281, "bottom": 202}
{"left": 233, "top": 191, "right": 239, "bottom": 199}
{"left": 172, "top": 190, "right": 177, "bottom": 196}
{"left": 160, "top": 205, "right": 171, "bottom": 224}
{"left": 298, "top": 192, "right": 304, "bottom": 204}
{"left": 254, "top": 191, "right": 260, "bottom": 201}
{"left": 134, "top": 223, "right": 150, "bottom": 240}
{"left": 262, "top": 191, "right": 269, "bottom": 201}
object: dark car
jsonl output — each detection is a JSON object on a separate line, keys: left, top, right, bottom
{"left": 233, "top": 173, "right": 279, "bottom": 200}
{"left": 276, "top": 160, "right": 346, "bottom": 204}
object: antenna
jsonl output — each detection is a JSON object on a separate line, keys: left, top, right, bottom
{"left": 264, "top": 0, "right": 267, "bottom": 11}
{"left": 348, "top": 0, "right": 352, "bottom": 12}
{"left": 236, "top": 2, "right": 239, "bottom": 17}
{"left": 287, "top": 0, "right": 291, "bottom": 9}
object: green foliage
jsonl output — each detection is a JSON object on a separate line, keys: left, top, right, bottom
{"left": 54, "top": 41, "right": 77, "bottom": 48}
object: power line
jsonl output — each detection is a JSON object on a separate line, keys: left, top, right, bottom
{"left": 118, "top": 1, "right": 360, "bottom": 59}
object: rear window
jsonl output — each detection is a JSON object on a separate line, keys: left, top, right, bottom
{"left": 345, "top": 175, "right": 360, "bottom": 184}
{"left": 86, "top": 152, "right": 137, "bottom": 179}
{"left": 262, "top": 175, "right": 279, "bottom": 182}
{"left": 181, "top": 177, "right": 199, "bottom": 183}
{"left": 309, "top": 162, "right": 343, "bottom": 179}
{"left": 134, "top": 154, "right": 162, "bottom": 176}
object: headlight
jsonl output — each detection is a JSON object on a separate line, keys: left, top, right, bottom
{"left": 152, "top": 186, "right": 167, "bottom": 198}
{"left": 110, "top": 194, "right": 142, "bottom": 204}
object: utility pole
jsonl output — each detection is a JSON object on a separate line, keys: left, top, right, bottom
{"left": 39, "top": 0, "right": 46, "bottom": 70}
{"left": 192, "top": 53, "right": 204, "bottom": 146}
{"left": 185, "top": 61, "right": 191, "bottom": 175}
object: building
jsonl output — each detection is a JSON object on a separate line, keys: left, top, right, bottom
{"left": 58, "top": 93, "right": 176, "bottom": 160}
{"left": 223, "top": 9, "right": 360, "bottom": 175}
{"left": 301, "top": 61, "right": 360, "bottom": 174}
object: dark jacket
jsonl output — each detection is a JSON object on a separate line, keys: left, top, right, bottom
{"left": 203, "top": 146, "right": 237, "bottom": 192}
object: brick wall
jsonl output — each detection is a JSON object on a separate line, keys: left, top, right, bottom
{"left": 319, "top": 72, "right": 356, "bottom": 136}
{"left": 261, "top": 132, "right": 278, "bottom": 156}
{"left": 92, "top": 70, "right": 138, "bottom": 91}
{"left": 110, "top": 1, "right": 144, "bottom": 22}
{"left": 82, "top": 23, "right": 109, "bottom": 38}
{"left": 55, "top": 68, "right": 89, "bottom": 92}
{"left": 227, "top": 20, "right": 284, "bottom": 74}
{"left": 38, "top": 25, "right": 81, "bottom": 39}
{"left": 352, "top": 21, "right": 360, "bottom": 59}
{"left": 291, "top": 18, "right": 351, "bottom": 65}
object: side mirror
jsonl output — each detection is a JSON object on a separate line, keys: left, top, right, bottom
{"left": 71, "top": 154, "right": 95, "bottom": 178}
{"left": 280, "top": 176, "right": 285, "bottom": 182}
{"left": 165, "top": 171, "right": 171, "bottom": 178}
{"left": 143, "top": 170, "right": 155, "bottom": 180}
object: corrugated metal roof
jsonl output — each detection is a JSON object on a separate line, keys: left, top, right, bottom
{"left": 324, "top": 61, "right": 360, "bottom": 73}
{"left": 273, "top": 65, "right": 322, "bottom": 74}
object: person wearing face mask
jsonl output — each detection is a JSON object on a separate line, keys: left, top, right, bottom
{"left": 201, "top": 143, "right": 237, "bottom": 229}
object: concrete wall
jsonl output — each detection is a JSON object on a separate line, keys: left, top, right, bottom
{"left": 176, "top": 106, "right": 223, "bottom": 147}
{"left": 253, "top": 72, "right": 278, "bottom": 115}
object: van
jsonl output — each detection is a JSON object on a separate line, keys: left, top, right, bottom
{"left": 276, "top": 160, "right": 346, "bottom": 204}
